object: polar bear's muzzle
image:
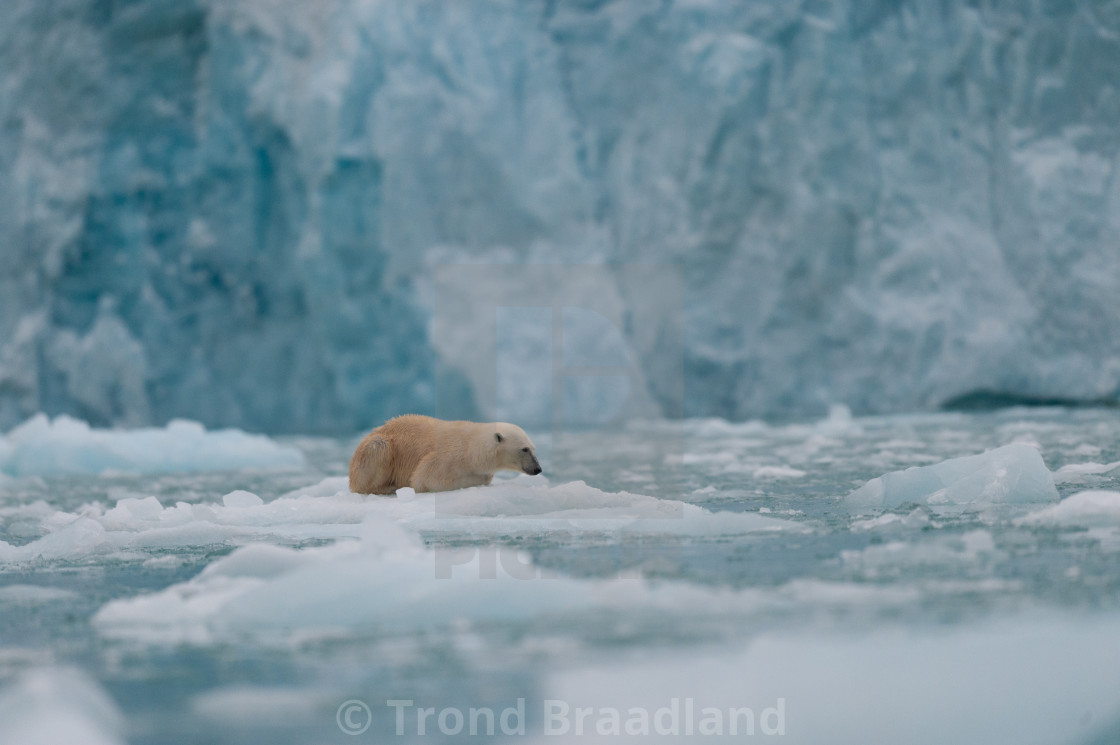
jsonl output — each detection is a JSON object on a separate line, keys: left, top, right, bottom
{"left": 522, "top": 452, "right": 542, "bottom": 476}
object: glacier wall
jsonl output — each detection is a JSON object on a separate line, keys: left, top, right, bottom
{"left": 1, "top": 0, "right": 1119, "bottom": 433}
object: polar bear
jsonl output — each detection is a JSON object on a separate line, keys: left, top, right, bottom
{"left": 348, "top": 414, "right": 543, "bottom": 495}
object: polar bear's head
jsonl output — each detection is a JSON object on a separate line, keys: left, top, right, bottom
{"left": 493, "top": 423, "right": 542, "bottom": 476}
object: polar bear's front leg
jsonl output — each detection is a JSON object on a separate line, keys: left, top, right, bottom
{"left": 409, "top": 453, "right": 442, "bottom": 493}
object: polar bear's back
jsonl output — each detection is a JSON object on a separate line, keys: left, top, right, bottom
{"left": 379, "top": 414, "right": 483, "bottom": 454}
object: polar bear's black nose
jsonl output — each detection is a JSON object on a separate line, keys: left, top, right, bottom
{"left": 524, "top": 454, "right": 542, "bottom": 475}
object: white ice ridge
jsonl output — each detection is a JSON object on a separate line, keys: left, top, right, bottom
{"left": 0, "top": 477, "right": 806, "bottom": 564}
{"left": 844, "top": 443, "right": 1058, "bottom": 512}
{"left": 1016, "top": 491, "right": 1120, "bottom": 527}
{"left": 0, "top": 667, "right": 125, "bottom": 745}
{"left": 0, "top": 414, "right": 305, "bottom": 477}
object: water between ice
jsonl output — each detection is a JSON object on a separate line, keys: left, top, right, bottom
{"left": 1, "top": 408, "right": 1120, "bottom": 744}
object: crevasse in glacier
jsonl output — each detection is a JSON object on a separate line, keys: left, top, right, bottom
{"left": 1, "top": 0, "right": 1118, "bottom": 432}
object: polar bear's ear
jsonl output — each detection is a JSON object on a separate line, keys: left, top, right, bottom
{"left": 495, "top": 433, "right": 504, "bottom": 443}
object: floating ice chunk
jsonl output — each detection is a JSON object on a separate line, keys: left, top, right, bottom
{"left": 0, "top": 414, "right": 304, "bottom": 477}
{"left": 752, "top": 465, "right": 807, "bottom": 479}
{"left": 199, "top": 543, "right": 321, "bottom": 580}
{"left": 92, "top": 524, "right": 626, "bottom": 643}
{"left": 1057, "top": 461, "right": 1120, "bottom": 475}
{"left": 680, "top": 418, "right": 769, "bottom": 438}
{"left": 844, "top": 444, "right": 1058, "bottom": 512}
{"left": 1071, "top": 444, "right": 1102, "bottom": 457}
{"left": 91, "top": 545, "right": 335, "bottom": 644}
{"left": 850, "top": 508, "right": 932, "bottom": 532}
{"left": 1016, "top": 491, "right": 1120, "bottom": 527}
{"left": 223, "top": 490, "right": 264, "bottom": 508}
{"left": 0, "top": 667, "right": 125, "bottom": 745}
{"left": 102, "top": 496, "right": 164, "bottom": 527}
{"left": 816, "top": 403, "right": 860, "bottom": 435}
{"left": 0, "top": 517, "right": 114, "bottom": 563}
{"left": 1052, "top": 461, "right": 1120, "bottom": 484}
{"left": 0, "top": 489, "right": 370, "bottom": 565}
{"left": 142, "top": 555, "right": 187, "bottom": 570}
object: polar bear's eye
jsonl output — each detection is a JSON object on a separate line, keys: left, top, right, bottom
{"left": 521, "top": 447, "right": 530, "bottom": 453}
{"left": 495, "top": 433, "right": 503, "bottom": 443}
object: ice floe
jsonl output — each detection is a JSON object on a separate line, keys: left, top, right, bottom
{"left": 91, "top": 522, "right": 990, "bottom": 646}
{"left": 380, "top": 478, "right": 806, "bottom": 537}
{"left": 1016, "top": 490, "right": 1120, "bottom": 527}
{"left": 751, "top": 465, "right": 807, "bottom": 479}
{"left": 0, "top": 478, "right": 807, "bottom": 565}
{"left": 0, "top": 415, "right": 304, "bottom": 477}
{"left": 92, "top": 523, "right": 627, "bottom": 644}
{"left": 1052, "top": 460, "right": 1120, "bottom": 484}
{"left": 849, "top": 508, "right": 932, "bottom": 532}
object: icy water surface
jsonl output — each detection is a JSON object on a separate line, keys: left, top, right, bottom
{"left": 2, "top": 408, "right": 1120, "bottom": 744}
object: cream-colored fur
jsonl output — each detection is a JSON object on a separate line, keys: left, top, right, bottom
{"left": 349, "top": 415, "right": 542, "bottom": 495}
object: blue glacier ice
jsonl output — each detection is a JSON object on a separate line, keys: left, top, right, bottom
{"left": 2, "top": 0, "right": 1119, "bottom": 432}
